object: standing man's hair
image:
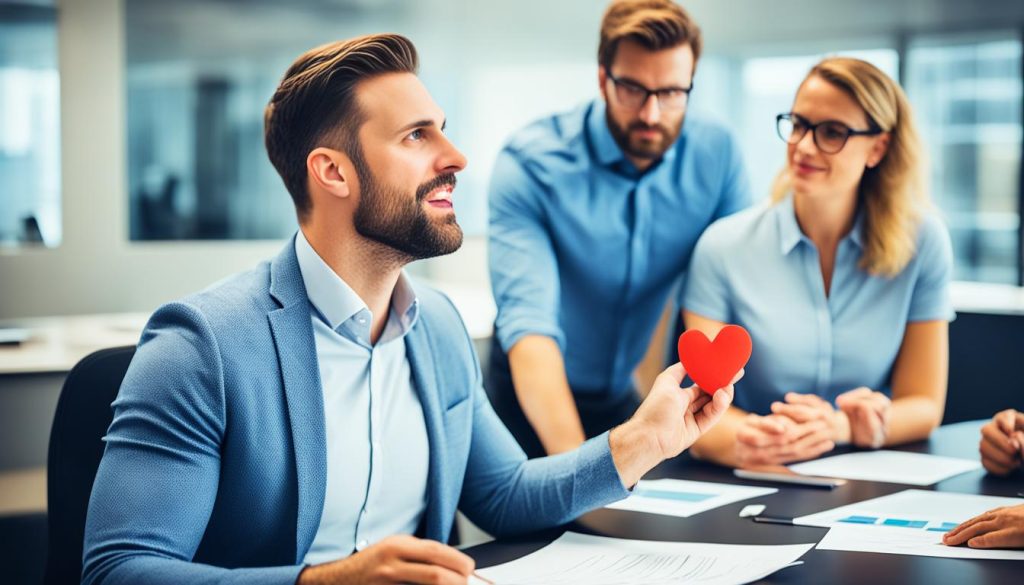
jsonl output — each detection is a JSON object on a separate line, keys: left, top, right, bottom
{"left": 598, "top": 0, "right": 702, "bottom": 70}
{"left": 264, "top": 34, "right": 418, "bottom": 220}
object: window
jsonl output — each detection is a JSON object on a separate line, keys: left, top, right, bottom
{"left": 905, "top": 32, "right": 1023, "bottom": 284}
{"left": 0, "top": 2, "right": 60, "bottom": 247}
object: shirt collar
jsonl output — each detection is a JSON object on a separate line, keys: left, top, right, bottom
{"left": 588, "top": 100, "right": 626, "bottom": 167}
{"left": 776, "top": 194, "right": 805, "bottom": 255}
{"left": 775, "top": 194, "right": 867, "bottom": 255}
{"left": 294, "top": 230, "right": 419, "bottom": 338}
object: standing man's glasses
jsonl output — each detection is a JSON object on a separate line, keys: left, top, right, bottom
{"left": 776, "top": 112, "right": 882, "bottom": 154}
{"left": 607, "top": 72, "right": 692, "bottom": 111}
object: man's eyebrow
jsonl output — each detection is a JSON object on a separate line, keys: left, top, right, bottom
{"left": 395, "top": 118, "right": 447, "bottom": 135}
{"left": 615, "top": 75, "right": 690, "bottom": 91}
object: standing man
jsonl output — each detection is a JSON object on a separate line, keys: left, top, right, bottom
{"left": 82, "top": 33, "right": 735, "bottom": 585}
{"left": 488, "top": 0, "right": 751, "bottom": 457}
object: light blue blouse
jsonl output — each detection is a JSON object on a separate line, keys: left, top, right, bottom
{"left": 683, "top": 195, "right": 954, "bottom": 415}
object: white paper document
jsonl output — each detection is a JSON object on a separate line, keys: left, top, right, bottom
{"left": 604, "top": 479, "right": 777, "bottom": 518}
{"left": 796, "top": 489, "right": 1024, "bottom": 560}
{"left": 476, "top": 532, "right": 814, "bottom": 585}
{"left": 787, "top": 450, "right": 980, "bottom": 485}
{"left": 817, "top": 523, "right": 1024, "bottom": 561}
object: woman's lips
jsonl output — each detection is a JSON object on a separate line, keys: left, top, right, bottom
{"left": 793, "top": 162, "right": 824, "bottom": 176}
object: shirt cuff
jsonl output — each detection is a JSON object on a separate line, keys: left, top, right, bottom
{"left": 496, "top": 319, "right": 566, "bottom": 354}
{"left": 572, "top": 431, "right": 631, "bottom": 511}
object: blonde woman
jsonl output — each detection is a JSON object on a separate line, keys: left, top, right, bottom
{"left": 682, "top": 57, "right": 953, "bottom": 468}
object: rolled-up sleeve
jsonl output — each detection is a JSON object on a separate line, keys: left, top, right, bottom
{"left": 488, "top": 147, "right": 565, "bottom": 352}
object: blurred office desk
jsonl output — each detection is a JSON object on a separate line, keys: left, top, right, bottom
{"left": 0, "top": 313, "right": 148, "bottom": 376}
{"left": 0, "top": 313, "right": 148, "bottom": 473}
{"left": 465, "top": 421, "right": 1023, "bottom": 584}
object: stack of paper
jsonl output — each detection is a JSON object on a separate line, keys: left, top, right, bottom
{"left": 476, "top": 532, "right": 813, "bottom": 585}
{"left": 604, "top": 479, "right": 777, "bottom": 518}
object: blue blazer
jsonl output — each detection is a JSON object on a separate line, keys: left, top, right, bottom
{"left": 83, "top": 238, "right": 628, "bottom": 585}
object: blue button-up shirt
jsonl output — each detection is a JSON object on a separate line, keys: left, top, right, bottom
{"left": 489, "top": 99, "right": 751, "bottom": 397}
{"left": 294, "top": 231, "right": 429, "bottom": 564}
{"left": 684, "top": 196, "right": 955, "bottom": 415}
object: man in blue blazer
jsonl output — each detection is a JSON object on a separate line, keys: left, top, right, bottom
{"left": 83, "top": 34, "right": 736, "bottom": 585}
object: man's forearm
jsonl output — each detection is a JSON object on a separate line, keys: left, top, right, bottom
{"left": 608, "top": 421, "right": 662, "bottom": 488}
{"left": 508, "top": 336, "right": 586, "bottom": 454}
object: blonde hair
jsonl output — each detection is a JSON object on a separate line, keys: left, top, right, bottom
{"left": 771, "top": 57, "right": 928, "bottom": 277}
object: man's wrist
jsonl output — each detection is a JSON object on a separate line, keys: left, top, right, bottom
{"left": 609, "top": 420, "right": 663, "bottom": 489}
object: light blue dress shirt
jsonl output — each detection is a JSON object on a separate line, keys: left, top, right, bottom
{"left": 683, "top": 195, "right": 955, "bottom": 415}
{"left": 294, "top": 231, "right": 429, "bottom": 563}
{"left": 489, "top": 99, "right": 751, "bottom": 397}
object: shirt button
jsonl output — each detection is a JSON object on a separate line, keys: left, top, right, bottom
{"left": 356, "top": 539, "right": 369, "bottom": 551}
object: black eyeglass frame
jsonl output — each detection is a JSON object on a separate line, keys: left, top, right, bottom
{"left": 606, "top": 72, "right": 694, "bottom": 111}
{"left": 775, "top": 112, "right": 883, "bottom": 154}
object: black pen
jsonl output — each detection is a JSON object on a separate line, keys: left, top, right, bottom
{"left": 752, "top": 515, "right": 794, "bottom": 525}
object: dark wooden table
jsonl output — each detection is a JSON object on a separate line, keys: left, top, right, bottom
{"left": 465, "top": 420, "right": 1024, "bottom": 584}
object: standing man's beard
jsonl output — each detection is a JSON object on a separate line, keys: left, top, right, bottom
{"left": 352, "top": 161, "right": 463, "bottom": 262}
{"left": 606, "top": 111, "right": 684, "bottom": 162}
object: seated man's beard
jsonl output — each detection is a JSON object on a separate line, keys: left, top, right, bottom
{"left": 353, "top": 168, "right": 463, "bottom": 261}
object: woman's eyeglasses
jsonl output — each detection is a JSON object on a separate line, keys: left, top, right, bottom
{"left": 776, "top": 112, "right": 882, "bottom": 154}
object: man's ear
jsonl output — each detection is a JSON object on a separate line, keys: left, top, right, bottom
{"left": 598, "top": 65, "right": 609, "bottom": 102}
{"left": 307, "top": 147, "right": 352, "bottom": 199}
{"left": 867, "top": 133, "right": 891, "bottom": 169}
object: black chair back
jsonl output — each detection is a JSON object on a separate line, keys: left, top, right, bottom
{"left": 44, "top": 346, "right": 136, "bottom": 585}
{"left": 945, "top": 311, "right": 1024, "bottom": 424}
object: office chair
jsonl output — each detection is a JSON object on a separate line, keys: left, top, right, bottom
{"left": 44, "top": 346, "right": 136, "bottom": 585}
{"left": 945, "top": 311, "right": 1024, "bottom": 424}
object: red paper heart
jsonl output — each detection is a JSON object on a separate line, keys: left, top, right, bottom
{"left": 677, "top": 325, "right": 752, "bottom": 395}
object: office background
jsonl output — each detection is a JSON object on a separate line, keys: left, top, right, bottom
{"left": 1, "top": 0, "right": 1024, "bottom": 321}
{"left": 2, "top": 0, "right": 1024, "bottom": 583}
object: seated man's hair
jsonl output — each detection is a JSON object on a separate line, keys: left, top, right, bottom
{"left": 264, "top": 34, "right": 418, "bottom": 219}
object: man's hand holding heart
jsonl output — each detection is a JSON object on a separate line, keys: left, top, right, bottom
{"left": 609, "top": 326, "right": 750, "bottom": 487}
